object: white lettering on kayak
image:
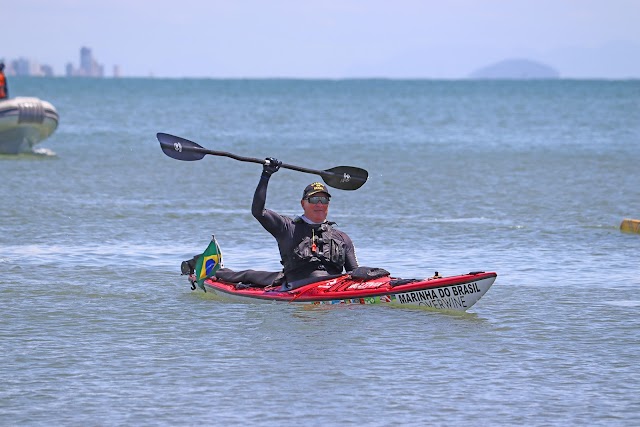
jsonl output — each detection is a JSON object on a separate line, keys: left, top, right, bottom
{"left": 346, "top": 280, "right": 387, "bottom": 290}
{"left": 317, "top": 278, "right": 340, "bottom": 289}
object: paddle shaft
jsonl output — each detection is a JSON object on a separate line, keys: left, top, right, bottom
{"left": 157, "top": 132, "right": 368, "bottom": 190}
{"left": 181, "top": 144, "right": 328, "bottom": 176}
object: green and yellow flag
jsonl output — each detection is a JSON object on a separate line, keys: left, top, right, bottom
{"left": 194, "top": 236, "right": 223, "bottom": 287}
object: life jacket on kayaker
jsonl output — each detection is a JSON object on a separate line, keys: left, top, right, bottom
{"left": 0, "top": 63, "right": 8, "bottom": 99}
{"left": 281, "top": 218, "right": 347, "bottom": 280}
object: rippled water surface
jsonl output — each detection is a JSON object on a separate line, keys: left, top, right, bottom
{"left": 1, "top": 78, "right": 639, "bottom": 426}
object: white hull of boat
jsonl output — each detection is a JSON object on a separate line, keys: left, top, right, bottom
{"left": 0, "top": 97, "right": 59, "bottom": 154}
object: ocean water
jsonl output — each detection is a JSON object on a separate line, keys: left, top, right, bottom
{"left": 1, "top": 77, "right": 639, "bottom": 426}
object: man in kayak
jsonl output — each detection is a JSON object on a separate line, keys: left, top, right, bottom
{"left": 251, "top": 157, "right": 359, "bottom": 289}
{"left": 0, "top": 62, "right": 8, "bottom": 99}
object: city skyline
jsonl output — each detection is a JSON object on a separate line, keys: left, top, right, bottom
{"left": 4, "top": 0, "right": 640, "bottom": 79}
{"left": 3, "top": 47, "right": 114, "bottom": 78}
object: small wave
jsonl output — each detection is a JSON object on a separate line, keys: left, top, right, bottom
{"left": 31, "top": 147, "right": 57, "bottom": 156}
{"left": 0, "top": 148, "right": 57, "bottom": 159}
{"left": 0, "top": 242, "right": 201, "bottom": 270}
{"left": 604, "top": 300, "right": 640, "bottom": 307}
{"left": 432, "top": 217, "right": 493, "bottom": 224}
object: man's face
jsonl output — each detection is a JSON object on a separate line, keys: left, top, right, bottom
{"left": 301, "top": 192, "right": 330, "bottom": 223}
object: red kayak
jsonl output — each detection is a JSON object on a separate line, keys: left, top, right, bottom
{"left": 188, "top": 271, "right": 496, "bottom": 311}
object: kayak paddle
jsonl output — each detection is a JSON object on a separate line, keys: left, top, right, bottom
{"left": 157, "top": 132, "right": 368, "bottom": 191}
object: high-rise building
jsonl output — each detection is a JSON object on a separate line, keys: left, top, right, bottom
{"left": 80, "top": 47, "right": 93, "bottom": 74}
{"left": 66, "top": 47, "right": 104, "bottom": 77}
{"left": 6, "top": 58, "right": 51, "bottom": 76}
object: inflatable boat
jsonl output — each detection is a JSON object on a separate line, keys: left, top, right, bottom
{"left": 0, "top": 97, "right": 59, "bottom": 154}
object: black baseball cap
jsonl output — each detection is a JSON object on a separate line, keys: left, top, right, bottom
{"left": 302, "top": 182, "right": 331, "bottom": 199}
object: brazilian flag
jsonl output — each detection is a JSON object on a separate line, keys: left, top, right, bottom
{"left": 194, "top": 236, "right": 223, "bottom": 287}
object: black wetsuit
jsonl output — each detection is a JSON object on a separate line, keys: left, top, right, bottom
{"left": 252, "top": 175, "right": 358, "bottom": 285}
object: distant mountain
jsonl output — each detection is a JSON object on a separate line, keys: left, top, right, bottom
{"left": 469, "top": 59, "right": 559, "bottom": 79}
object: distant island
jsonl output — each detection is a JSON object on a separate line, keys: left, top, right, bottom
{"left": 469, "top": 59, "right": 559, "bottom": 79}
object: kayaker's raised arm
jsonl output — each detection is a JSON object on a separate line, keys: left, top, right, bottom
{"left": 252, "top": 157, "right": 282, "bottom": 219}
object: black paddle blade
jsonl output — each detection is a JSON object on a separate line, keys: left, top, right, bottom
{"left": 157, "top": 133, "right": 206, "bottom": 161}
{"left": 321, "top": 166, "right": 368, "bottom": 190}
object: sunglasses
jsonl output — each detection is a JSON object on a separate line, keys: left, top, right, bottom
{"left": 306, "top": 196, "right": 330, "bottom": 204}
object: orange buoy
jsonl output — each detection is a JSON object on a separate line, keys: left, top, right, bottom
{"left": 620, "top": 219, "right": 640, "bottom": 234}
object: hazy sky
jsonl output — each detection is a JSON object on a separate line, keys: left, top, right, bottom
{"left": 4, "top": 0, "right": 640, "bottom": 78}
